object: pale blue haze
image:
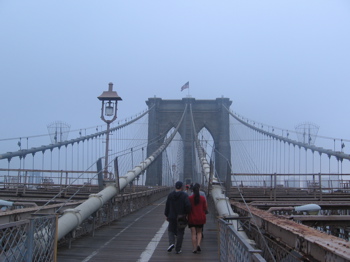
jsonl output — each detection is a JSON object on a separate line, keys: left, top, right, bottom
{"left": 0, "top": 1, "right": 349, "bottom": 150}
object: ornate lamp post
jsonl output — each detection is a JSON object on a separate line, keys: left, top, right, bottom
{"left": 98, "top": 82, "right": 122, "bottom": 180}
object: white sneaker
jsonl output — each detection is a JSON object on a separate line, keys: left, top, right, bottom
{"left": 167, "top": 244, "right": 175, "bottom": 252}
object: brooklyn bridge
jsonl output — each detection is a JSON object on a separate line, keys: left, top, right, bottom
{"left": 1, "top": 88, "right": 350, "bottom": 261}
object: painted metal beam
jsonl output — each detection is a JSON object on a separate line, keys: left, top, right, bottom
{"left": 232, "top": 201, "right": 350, "bottom": 261}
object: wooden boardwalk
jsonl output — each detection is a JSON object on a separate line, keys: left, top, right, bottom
{"left": 57, "top": 197, "right": 220, "bottom": 262}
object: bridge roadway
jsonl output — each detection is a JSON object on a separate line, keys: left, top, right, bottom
{"left": 57, "top": 196, "right": 219, "bottom": 262}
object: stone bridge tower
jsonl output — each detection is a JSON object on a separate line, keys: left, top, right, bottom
{"left": 145, "top": 97, "right": 232, "bottom": 187}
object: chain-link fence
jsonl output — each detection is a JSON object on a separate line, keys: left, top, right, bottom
{"left": 0, "top": 215, "right": 57, "bottom": 262}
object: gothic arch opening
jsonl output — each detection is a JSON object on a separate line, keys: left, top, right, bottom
{"left": 194, "top": 127, "right": 215, "bottom": 185}
{"left": 162, "top": 129, "right": 184, "bottom": 186}
{"left": 145, "top": 97, "right": 232, "bottom": 186}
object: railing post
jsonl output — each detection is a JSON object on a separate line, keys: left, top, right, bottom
{"left": 114, "top": 157, "right": 120, "bottom": 194}
{"left": 96, "top": 157, "right": 104, "bottom": 191}
{"left": 313, "top": 174, "right": 316, "bottom": 199}
{"left": 16, "top": 170, "right": 20, "bottom": 195}
{"left": 23, "top": 170, "right": 28, "bottom": 194}
{"left": 318, "top": 173, "right": 322, "bottom": 200}
{"left": 26, "top": 218, "right": 35, "bottom": 262}
{"left": 53, "top": 214, "right": 58, "bottom": 262}
{"left": 64, "top": 172, "right": 69, "bottom": 196}
{"left": 330, "top": 179, "right": 333, "bottom": 194}
{"left": 60, "top": 170, "right": 63, "bottom": 194}
{"left": 274, "top": 173, "right": 277, "bottom": 201}
{"left": 270, "top": 175, "right": 273, "bottom": 200}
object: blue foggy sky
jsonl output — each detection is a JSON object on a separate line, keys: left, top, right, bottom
{"left": 0, "top": 1, "right": 350, "bottom": 152}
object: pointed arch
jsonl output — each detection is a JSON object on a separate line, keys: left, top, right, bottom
{"left": 145, "top": 97, "right": 232, "bottom": 186}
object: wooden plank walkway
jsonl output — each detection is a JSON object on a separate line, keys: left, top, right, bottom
{"left": 57, "top": 197, "right": 220, "bottom": 262}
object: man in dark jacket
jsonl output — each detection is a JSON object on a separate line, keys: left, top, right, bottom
{"left": 164, "top": 181, "right": 191, "bottom": 254}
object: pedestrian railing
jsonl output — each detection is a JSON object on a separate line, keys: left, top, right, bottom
{"left": 218, "top": 218, "right": 265, "bottom": 262}
{"left": 58, "top": 187, "right": 169, "bottom": 247}
{"left": 0, "top": 214, "right": 57, "bottom": 262}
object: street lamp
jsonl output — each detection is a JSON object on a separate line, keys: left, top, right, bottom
{"left": 98, "top": 82, "right": 122, "bottom": 180}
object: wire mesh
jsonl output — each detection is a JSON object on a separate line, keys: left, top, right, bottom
{"left": 0, "top": 215, "right": 57, "bottom": 262}
{"left": 218, "top": 218, "right": 265, "bottom": 262}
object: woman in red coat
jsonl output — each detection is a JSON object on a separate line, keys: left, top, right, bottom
{"left": 188, "top": 183, "right": 208, "bottom": 253}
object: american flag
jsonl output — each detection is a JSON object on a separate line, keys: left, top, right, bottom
{"left": 181, "top": 81, "right": 189, "bottom": 91}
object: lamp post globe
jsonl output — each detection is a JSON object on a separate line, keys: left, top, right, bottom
{"left": 98, "top": 82, "right": 122, "bottom": 180}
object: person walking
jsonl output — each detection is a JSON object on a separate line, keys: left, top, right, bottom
{"left": 164, "top": 181, "right": 191, "bottom": 254}
{"left": 188, "top": 183, "right": 208, "bottom": 253}
{"left": 195, "top": 182, "right": 207, "bottom": 239}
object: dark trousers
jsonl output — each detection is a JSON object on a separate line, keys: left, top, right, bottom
{"left": 168, "top": 219, "right": 186, "bottom": 252}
